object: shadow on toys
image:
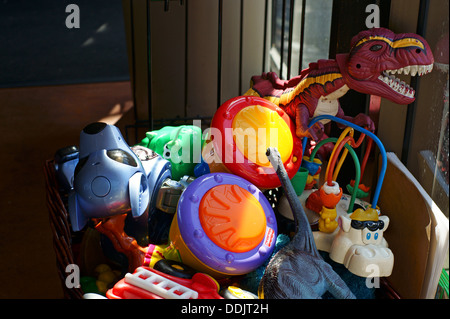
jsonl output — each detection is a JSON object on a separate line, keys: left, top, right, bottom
{"left": 54, "top": 108, "right": 394, "bottom": 299}
{"left": 45, "top": 25, "right": 440, "bottom": 298}
{"left": 60, "top": 121, "right": 279, "bottom": 298}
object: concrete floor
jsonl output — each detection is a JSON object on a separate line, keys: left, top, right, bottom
{"left": 0, "top": 81, "right": 134, "bottom": 298}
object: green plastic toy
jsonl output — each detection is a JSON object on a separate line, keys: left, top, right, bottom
{"left": 139, "top": 125, "right": 204, "bottom": 180}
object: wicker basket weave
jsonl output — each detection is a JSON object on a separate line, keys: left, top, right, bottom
{"left": 44, "top": 159, "right": 83, "bottom": 299}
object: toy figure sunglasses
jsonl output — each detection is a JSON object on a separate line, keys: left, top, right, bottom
{"left": 351, "top": 219, "right": 385, "bottom": 231}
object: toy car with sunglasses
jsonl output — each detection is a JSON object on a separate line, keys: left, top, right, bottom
{"left": 350, "top": 219, "right": 385, "bottom": 233}
{"left": 329, "top": 207, "right": 393, "bottom": 278}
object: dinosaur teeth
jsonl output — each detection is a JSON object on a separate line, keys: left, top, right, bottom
{"left": 378, "top": 72, "right": 415, "bottom": 98}
{"left": 418, "top": 66, "right": 425, "bottom": 76}
{"left": 384, "top": 63, "right": 433, "bottom": 76}
{"left": 403, "top": 66, "right": 410, "bottom": 75}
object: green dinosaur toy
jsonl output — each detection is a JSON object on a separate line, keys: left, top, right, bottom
{"left": 139, "top": 125, "right": 204, "bottom": 180}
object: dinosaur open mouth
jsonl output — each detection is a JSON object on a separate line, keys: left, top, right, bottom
{"left": 377, "top": 64, "right": 433, "bottom": 98}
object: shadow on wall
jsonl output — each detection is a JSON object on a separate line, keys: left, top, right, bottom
{"left": 0, "top": 0, "right": 130, "bottom": 88}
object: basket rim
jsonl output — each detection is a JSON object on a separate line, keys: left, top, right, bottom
{"left": 44, "top": 159, "right": 84, "bottom": 299}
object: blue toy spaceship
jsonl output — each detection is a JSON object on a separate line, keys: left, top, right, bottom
{"left": 68, "top": 122, "right": 150, "bottom": 232}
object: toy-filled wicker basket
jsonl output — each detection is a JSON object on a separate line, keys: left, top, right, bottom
{"left": 44, "top": 156, "right": 403, "bottom": 299}
{"left": 44, "top": 159, "right": 84, "bottom": 299}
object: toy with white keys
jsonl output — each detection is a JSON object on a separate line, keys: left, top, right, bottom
{"left": 106, "top": 266, "right": 223, "bottom": 299}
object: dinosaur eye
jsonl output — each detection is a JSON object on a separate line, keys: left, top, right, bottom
{"left": 374, "top": 233, "right": 379, "bottom": 240}
{"left": 163, "top": 144, "right": 171, "bottom": 159}
{"left": 369, "top": 44, "right": 383, "bottom": 51}
{"left": 366, "top": 233, "right": 371, "bottom": 240}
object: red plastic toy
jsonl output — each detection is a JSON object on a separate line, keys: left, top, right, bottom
{"left": 206, "top": 96, "right": 302, "bottom": 189}
{"left": 106, "top": 266, "right": 224, "bottom": 299}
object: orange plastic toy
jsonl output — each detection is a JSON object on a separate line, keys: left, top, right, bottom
{"left": 144, "top": 173, "right": 278, "bottom": 279}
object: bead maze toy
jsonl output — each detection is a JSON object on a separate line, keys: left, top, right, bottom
{"left": 303, "top": 115, "right": 386, "bottom": 216}
{"left": 305, "top": 124, "right": 372, "bottom": 234}
{"left": 303, "top": 115, "right": 394, "bottom": 278}
{"left": 273, "top": 114, "right": 394, "bottom": 279}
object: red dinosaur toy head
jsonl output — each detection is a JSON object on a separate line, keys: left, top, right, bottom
{"left": 336, "top": 28, "right": 434, "bottom": 104}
